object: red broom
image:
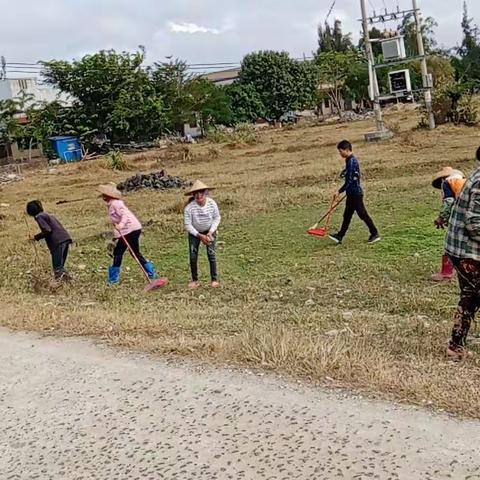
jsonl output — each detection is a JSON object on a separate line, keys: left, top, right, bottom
{"left": 116, "top": 229, "right": 169, "bottom": 292}
{"left": 307, "top": 195, "right": 345, "bottom": 238}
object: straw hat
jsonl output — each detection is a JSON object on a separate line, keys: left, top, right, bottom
{"left": 98, "top": 183, "right": 123, "bottom": 199}
{"left": 185, "top": 180, "right": 214, "bottom": 196}
{"left": 432, "top": 167, "right": 456, "bottom": 189}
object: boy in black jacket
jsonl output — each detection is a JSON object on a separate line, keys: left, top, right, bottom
{"left": 26, "top": 200, "right": 72, "bottom": 280}
{"left": 329, "top": 140, "right": 380, "bottom": 244}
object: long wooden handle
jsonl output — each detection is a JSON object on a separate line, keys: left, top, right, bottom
{"left": 115, "top": 229, "right": 151, "bottom": 284}
{"left": 311, "top": 195, "right": 345, "bottom": 229}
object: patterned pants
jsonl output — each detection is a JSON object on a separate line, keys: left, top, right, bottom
{"left": 449, "top": 256, "right": 480, "bottom": 349}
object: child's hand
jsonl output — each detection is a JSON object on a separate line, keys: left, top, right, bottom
{"left": 199, "top": 234, "right": 211, "bottom": 246}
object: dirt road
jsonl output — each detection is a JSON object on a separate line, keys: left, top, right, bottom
{"left": 1, "top": 329, "right": 479, "bottom": 480}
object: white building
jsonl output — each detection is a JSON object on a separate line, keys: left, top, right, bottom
{"left": 0, "top": 78, "right": 71, "bottom": 106}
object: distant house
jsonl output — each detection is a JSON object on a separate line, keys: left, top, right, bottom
{"left": 0, "top": 78, "right": 71, "bottom": 106}
{"left": 0, "top": 78, "right": 72, "bottom": 164}
{"left": 202, "top": 68, "right": 240, "bottom": 86}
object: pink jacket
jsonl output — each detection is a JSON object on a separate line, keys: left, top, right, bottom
{"left": 108, "top": 199, "right": 142, "bottom": 238}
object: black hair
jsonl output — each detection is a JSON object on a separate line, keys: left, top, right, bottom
{"left": 26, "top": 200, "right": 44, "bottom": 217}
{"left": 476, "top": 146, "right": 480, "bottom": 162}
{"left": 337, "top": 140, "right": 352, "bottom": 151}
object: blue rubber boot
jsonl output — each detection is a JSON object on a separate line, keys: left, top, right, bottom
{"left": 143, "top": 261, "right": 157, "bottom": 280}
{"left": 108, "top": 266, "right": 121, "bottom": 285}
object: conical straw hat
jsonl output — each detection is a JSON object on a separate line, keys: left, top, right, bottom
{"left": 97, "top": 183, "right": 123, "bottom": 199}
{"left": 432, "top": 167, "right": 455, "bottom": 189}
{"left": 185, "top": 180, "right": 214, "bottom": 196}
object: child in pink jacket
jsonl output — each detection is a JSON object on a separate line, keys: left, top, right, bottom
{"left": 98, "top": 184, "right": 157, "bottom": 284}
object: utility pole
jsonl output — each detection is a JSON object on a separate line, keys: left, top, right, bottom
{"left": 412, "top": 0, "right": 435, "bottom": 129}
{"left": 360, "top": 0, "right": 392, "bottom": 141}
{"left": 359, "top": 0, "right": 435, "bottom": 140}
{"left": 360, "top": 0, "right": 385, "bottom": 134}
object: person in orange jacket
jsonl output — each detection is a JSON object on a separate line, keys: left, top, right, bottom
{"left": 431, "top": 167, "right": 466, "bottom": 281}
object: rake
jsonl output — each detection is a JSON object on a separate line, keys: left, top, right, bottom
{"left": 116, "top": 229, "right": 168, "bottom": 293}
{"left": 307, "top": 194, "right": 345, "bottom": 238}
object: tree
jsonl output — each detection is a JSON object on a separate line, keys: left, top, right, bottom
{"left": 459, "top": 1, "right": 479, "bottom": 57}
{"left": 225, "top": 83, "right": 265, "bottom": 123}
{"left": 239, "top": 51, "right": 318, "bottom": 120}
{"left": 315, "top": 50, "right": 365, "bottom": 117}
{"left": 343, "top": 59, "right": 370, "bottom": 106}
{"left": 149, "top": 59, "right": 192, "bottom": 132}
{"left": 184, "top": 78, "right": 232, "bottom": 133}
{"left": 317, "top": 19, "right": 353, "bottom": 54}
{"left": 358, "top": 27, "right": 385, "bottom": 58}
{"left": 400, "top": 14, "right": 438, "bottom": 56}
{"left": 42, "top": 48, "right": 164, "bottom": 144}
{"left": 454, "top": 2, "right": 480, "bottom": 86}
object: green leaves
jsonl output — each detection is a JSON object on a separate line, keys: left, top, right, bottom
{"left": 238, "top": 51, "right": 319, "bottom": 120}
{"left": 42, "top": 49, "right": 164, "bottom": 144}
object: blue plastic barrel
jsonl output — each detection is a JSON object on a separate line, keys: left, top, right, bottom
{"left": 50, "top": 136, "right": 83, "bottom": 162}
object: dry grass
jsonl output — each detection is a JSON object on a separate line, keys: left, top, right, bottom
{"left": 1, "top": 110, "right": 480, "bottom": 417}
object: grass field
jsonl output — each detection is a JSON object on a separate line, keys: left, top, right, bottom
{"left": 1, "top": 109, "right": 480, "bottom": 417}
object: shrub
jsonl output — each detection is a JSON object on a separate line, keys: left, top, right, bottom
{"left": 108, "top": 150, "right": 128, "bottom": 171}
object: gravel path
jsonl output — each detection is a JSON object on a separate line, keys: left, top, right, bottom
{"left": 1, "top": 329, "right": 479, "bottom": 480}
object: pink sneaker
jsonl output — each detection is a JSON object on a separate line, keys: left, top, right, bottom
{"left": 188, "top": 281, "right": 200, "bottom": 290}
{"left": 211, "top": 281, "right": 221, "bottom": 289}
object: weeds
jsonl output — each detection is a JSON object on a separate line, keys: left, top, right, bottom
{"left": 1, "top": 110, "right": 480, "bottom": 417}
{"left": 207, "top": 123, "right": 260, "bottom": 145}
{"left": 107, "top": 150, "right": 128, "bottom": 171}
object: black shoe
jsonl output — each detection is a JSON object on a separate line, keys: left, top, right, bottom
{"left": 329, "top": 233, "right": 343, "bottom": 244}
{"left": 368, "top": 234, "right": 381, "bottom": 244}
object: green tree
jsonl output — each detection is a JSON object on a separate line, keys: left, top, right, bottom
{"left": 358, "top": 27, "right": 385, "bottom": 58}
{"left": 149, "top": 59, "right": 192, "bottom": 132}
{"left": 315, "top": 50, "right": 365, "bottom": 117}
{"left": 239, "top": 51, "right": 318, "bottom": 120}
{"left": 400, "top": 14, "right": 438, "bottom": 56}
{"left": 42, "top": 48, "right": 164, "bottom": 144}
{"left": 184, "top": 78, "right": 232, "bottom": 133}
{"left": 317, "top": 20, "right": 353, "bottom": 54}
{"left": 454, "top": 2, "right": 480, "bottom": 86}
{"left": 225, "top": 83, "right": 265, "bottom": 123}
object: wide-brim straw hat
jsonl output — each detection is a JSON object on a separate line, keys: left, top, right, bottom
{"left": 432, "top": 167, "right": 455, "bottom": 189}
{"left": 97, "top": 183, "right": 123, "bottom": 199}
{"left": 185, "top": 180, "right": 214, "bottom": 196}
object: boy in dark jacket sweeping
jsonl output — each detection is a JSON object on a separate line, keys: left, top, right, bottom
{"left": 26, "top": 200, "right": 72, "bottom": 280}
{"left": 329, "top": 140, "right": 380, "bottom": 244}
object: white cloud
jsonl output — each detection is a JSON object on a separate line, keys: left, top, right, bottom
{"left": 167, "top": 21, "right": 221, "bottom": 35}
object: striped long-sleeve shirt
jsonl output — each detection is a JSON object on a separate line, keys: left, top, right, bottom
{"left": 184, "top": 198, "right": 221, "bottom": 237}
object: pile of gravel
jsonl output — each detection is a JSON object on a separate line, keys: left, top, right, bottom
{"left": 117, "top": 170, "right": 191, "bottom": 193}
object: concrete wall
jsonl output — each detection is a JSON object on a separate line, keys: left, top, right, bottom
{"left": 0, "top": 78, "right": 71, "bottom": 106}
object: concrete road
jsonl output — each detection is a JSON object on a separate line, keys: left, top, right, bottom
{"left": 1, "top": 329, "right": 479, "bottom": 480}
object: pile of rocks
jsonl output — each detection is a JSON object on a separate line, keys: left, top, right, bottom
{"left": 117, "top": 170, "right": 191, "bottom": 193}
{"left": 0, "top": 172, "right": 23, "bottom": 186}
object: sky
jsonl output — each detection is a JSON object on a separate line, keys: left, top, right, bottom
{"left": 0, "top": 0, "right": 478, "bottom": 71}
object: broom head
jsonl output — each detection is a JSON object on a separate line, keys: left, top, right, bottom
{"left": 307, "top": 227, "right": 328, "bottom": 238}
{"left": 144, "top": 277, "right": 169, "bottom": 292}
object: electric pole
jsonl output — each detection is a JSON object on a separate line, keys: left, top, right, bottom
{"left": 412, "top": 0, "right": 435, "bottom": 129}
{"left": 360, "top": 0, "right": 385, "bottom": 134}
{"left": 359, "top": 0, "right": 435, "bottom": 140}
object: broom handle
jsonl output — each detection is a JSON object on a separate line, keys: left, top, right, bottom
{"left": 312, "top": 195, "right": 345, "bottom": 228}
{"left": 115, "top": 228, "right": 151, "bottom": 284}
